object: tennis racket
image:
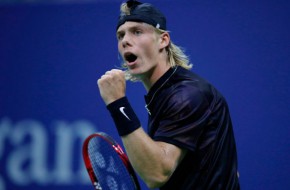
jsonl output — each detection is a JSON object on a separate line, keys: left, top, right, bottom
{"left": 82, "top": 132, "right": 140, "bottom": 190}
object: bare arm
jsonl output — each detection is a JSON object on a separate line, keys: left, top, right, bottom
{"left": 122, "top": 128, "right": 186, "bottom": 188}
{"left": 97, "top": 69, "right": 186, "bottom": 188}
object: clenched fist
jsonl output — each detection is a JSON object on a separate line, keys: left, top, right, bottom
{"left": 97, "top": 69, "right": 126, "bottom": 105}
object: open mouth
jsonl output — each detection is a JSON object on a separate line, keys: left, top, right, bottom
{"left": 124, "top": 52, "right": 137, "bottom": 63}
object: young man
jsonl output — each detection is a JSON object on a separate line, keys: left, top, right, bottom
{"left": 97, "top": 0, "right": 240, "bottom": 189}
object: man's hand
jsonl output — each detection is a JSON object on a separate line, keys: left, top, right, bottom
{"left": 97, "top": 69, "right": 126, "bottom": 105}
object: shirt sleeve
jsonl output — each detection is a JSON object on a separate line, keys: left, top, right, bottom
{"left": 153, "top": 84, "right": 213, "bottom": 152}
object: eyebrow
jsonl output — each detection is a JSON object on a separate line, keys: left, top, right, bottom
{"left": 117, "top": 22, "right": 151, "bottom": 34}
{"left": 117, "top": 25, "right": 139, "bottom": 33}
{"left": 116, "top": 30, "right": 124, "bottom": 36}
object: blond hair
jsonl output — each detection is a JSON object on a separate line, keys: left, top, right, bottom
{"left": 154, "top": 28, "right": 192, "bottom": 69}
{"left": 120, "top": 3, "right": 193, "bottom": 81}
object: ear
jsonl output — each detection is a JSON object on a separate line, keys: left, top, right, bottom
{"left": 159, "top": 32, "right": 170, "bottom": 50}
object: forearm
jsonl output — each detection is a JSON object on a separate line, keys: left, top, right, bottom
{"left": 121, "top": 127, "right": 184, "bottom": 188}
{"left": 97, "top": 70, "right": 184, "bottom": 188}
{"left": 105, "top": 96, "right": 185, "bottom": 188}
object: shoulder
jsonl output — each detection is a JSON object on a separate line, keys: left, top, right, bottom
{"left": 166, "top": 83, "right": 211, "bottom": 115}
{"left": 166, "top": 68, "right": 215, "bottom": 110}
{"left": 157, "top": 83, "right": 213, "bottom": 123}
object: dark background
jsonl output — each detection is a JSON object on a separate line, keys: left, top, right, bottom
{"left": 0, "top": 0, "right": 289, "bottom": 189}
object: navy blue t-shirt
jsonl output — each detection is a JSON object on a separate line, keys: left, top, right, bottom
{"left": 145, "top": 66, "right": 240, "bottom": 190}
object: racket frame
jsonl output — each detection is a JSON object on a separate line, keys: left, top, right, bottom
{"left": 82, "top": 132, "right": 140, "bottom": 190}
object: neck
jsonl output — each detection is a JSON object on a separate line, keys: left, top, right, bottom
{"left": 141, "top": 62, "right": 171, "bottom": 91}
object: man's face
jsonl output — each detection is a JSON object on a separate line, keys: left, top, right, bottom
{"left": 117, "top": 22, "right": 161, "bottom": 79}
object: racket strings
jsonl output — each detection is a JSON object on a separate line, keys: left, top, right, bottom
{"left": 88, "top": 137, "right": 137, "bottom": 190}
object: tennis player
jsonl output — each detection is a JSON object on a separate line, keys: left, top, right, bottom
{"left": 97, "top": 0, "right": 240, "bottom": 189}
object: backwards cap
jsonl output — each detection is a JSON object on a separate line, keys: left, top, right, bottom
{"left": 116, "top": 0, "right": 167, "bottom": 30}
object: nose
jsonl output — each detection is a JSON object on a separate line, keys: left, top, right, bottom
{"left": 121, "top": 34, "right": 131, "bottom": 48}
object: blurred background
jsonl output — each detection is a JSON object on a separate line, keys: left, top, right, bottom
{"left": 0, "top": 0, "right": 289, "bottom": 189}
